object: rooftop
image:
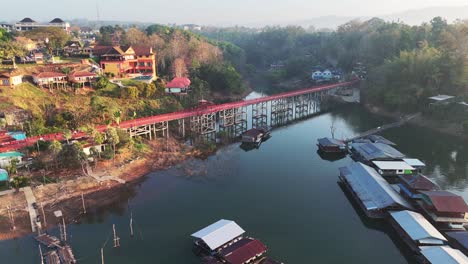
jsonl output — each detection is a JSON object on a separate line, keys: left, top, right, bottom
{"left": 166, "top": 77, "right": 191, "bottom": 88}
{"left": 0, "top": 151, "right": 24, "bottom": 158}
{"left": 421, "top": 191, "right": 468, "bottom": 213}
{"left": 390, "top": 210, "right": 446, "bottom": 244}
{"left": 365, "top": 135, "right": 397, "bottom": 146}
{"left": 399, "top": 174, "right": 440, "bottom": 191}
{"left": 34, "top": 72, "right": 67, "bottom": 78}
{"left": 317, "top": 137, "right": 346, "bottom": 147}
{"left": 19, "top": 17, "right": 36, "bottom": 23}
{"left": 49, "top": 18, "right": 65, "bottom": 23}
{"left": 446, "top": 232, "right": 468, "bottom": 251}
{"left": 191, "top": 219, "right": 245, "bottom": 251}
{"left": 372, "top": 161, "right": 415, "bottom": 171}
{"left": 351, "top": 142, "right": 406, "bottom": 161}
{"left": 428, "top": 95, "right": 455, "bottom": 101}
{"left": 219, "top": 238, "right": 267, "bottom": 264}
{"left": 339, "top": 162, "right": 413, "bottom": 211}
{"left": 420, "top": 246, "right": 468, "bottom": 264}
{"left": 403, "top": 158, "right": 426, "bottom": 167}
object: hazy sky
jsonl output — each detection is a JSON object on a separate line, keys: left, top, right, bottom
{"left": 2, "top": 0, "right": 468, "bottom": 25}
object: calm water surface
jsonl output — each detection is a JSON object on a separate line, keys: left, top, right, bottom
{"left": 1, "top": 103, "right": 467, "bottom": 264}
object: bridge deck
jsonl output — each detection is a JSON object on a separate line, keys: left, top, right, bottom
{"left": 0, "top": 81, "right": 357, "bottom": 152}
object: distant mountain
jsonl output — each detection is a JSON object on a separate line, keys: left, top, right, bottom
{"left": 382, "top": 5, "right": 468, "bottom": 25}
{"left": 255, "top": 5, "right": 468, "bottom": 30}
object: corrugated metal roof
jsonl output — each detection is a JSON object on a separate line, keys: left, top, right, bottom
{"left": 372, "top": 161, "right": 415, "bottom": 171}
{"left": 351, "top": 142, "right": 405, "bottom": 161}
{"left": 420, "top": 246, "right": 468, "bottom": 264}
{"left": 339, "top": 162, "right": 413, "bottom": 210}
{"left": 421, "top": 191, "right": 468, "bottom": 213}
{"left": 446, "top": 232, "right": 468, "bottom": 250}
{"left": 365, "top": 135, "right": 397, "bottom": 146}
{"left": 191, "top": 220, "right": 245, "bottom": 250}
{"left": 317, "top": 137, "right": 345, "bottom": 147}
{"left": 403, "top": 158, "right": 426, "bottom": 167}
{"left": 390, "top": 210, "right": 446, "bottom": 244}
{"left": 220, "top": 238, "right": 267, "bottom": 264}
{"left": 399, "top": 174, "right": 440, "bottom": 191}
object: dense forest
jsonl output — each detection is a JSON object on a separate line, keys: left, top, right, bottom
{"left": 201, "top": 17, "right": 468, "bottom": 113}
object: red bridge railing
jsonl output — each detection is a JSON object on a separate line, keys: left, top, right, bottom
{"left": 0, "top": 80, "right": 357, "bottom": 152}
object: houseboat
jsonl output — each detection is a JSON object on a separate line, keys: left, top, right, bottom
{"left": 191, "top": 219, "right": 282, "bottom": 264}
{"left": 416, "top": 191, "right": 468, "bottom": 230}
{"left": 371, "top": 161, "right": 416, "bottom": 178}
{"left": 398, "top": 174, "right": 440, "bottom": 200}
{"left": 241, "top": 129, "right": 265, "bottom": 145}
{"left": 446, "top": 232, "right": 468, "bottom": 256}
{"left": 317, "top": 137, "right": 347, "bottom": 153}
{"left": 338, "top": 162, "right": 413, "bottom": 219}
{"left": 349, "top": 142, "right": 406, "bottom": 164}
{"left": 191, "top": 219, "right": 246, "bottom": 257}
{"left": 388, "top": 210, "right": 447, "bottom": 253}
{"left": 418, "top": 246, "right": 468, "bottom": 264}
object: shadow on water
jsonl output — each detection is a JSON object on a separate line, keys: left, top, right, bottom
{"left": 337, "top": 181, "right": 418, "bottom": 264}
{"left": 317, "top": 149, "right": 347, "bottom": 162}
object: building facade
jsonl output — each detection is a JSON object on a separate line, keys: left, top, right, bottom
{"left": 15, "top": 18, "right": 70, "bottom": 33}
{"left": 94, "top": 46, "right": 156, "bottom": 78}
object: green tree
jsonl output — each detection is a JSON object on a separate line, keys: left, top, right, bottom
{"left": 63, "top": 129, "right": 72, "bottom": 144}
{"left": 49, "top": 140, "right": 63, "bottom": 168}
{"left": 106, "top": 127, "right": 120, "bottom": 161}
{"left": 10, "top": 176, "right": 29, "bottom": 189}
{"left": 0, "top": 41, "right": 27, "bottom": 68}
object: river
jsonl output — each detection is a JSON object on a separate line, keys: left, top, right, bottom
{"left": 1, "top": 101, "right": 467, "bottom": 263}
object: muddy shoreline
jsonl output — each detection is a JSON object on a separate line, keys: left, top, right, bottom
{"left": 0, "top": 138, "right": 213, "bottom": 241}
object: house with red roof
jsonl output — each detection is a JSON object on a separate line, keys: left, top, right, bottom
{"left": 68, "top": 71, "right": 97, "bottom": 88}
{"left": 418, "top": 191, "right": 468, "bottom": 229}
{"left": 0, "top": 72, "right": 23, "bottom": 87}
{"left": 33, "top": 72, "right": 67, "bottom": 88}
{"left": 165, "top": 77, "right": 191, "bottom": 94}
{"left": 93, "top": 45, "right": 157, "bottom": 79}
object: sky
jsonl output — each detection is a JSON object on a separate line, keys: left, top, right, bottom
{"left": 2, "top": 0, "right": 468, "bottom": 26}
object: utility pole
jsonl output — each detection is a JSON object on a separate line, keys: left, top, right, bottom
{"left": 81, "top": 193, "right": 86, "bottom": 214}
{"left": 60, "top": 217, "right": 67, "bottom": 242}
{"left": 39, "top": 245, "right": 44, "bottom": 264}
{"left": 40, "top": 203, "right": 47, "bottom": 227}
{"left": 113, "top": 224, "right": 120, "bottom": 247}
{"left": 7, "top": 205, "right": 15, "bottom": 230}
{"left": 130, "top": 212, "right": 134, "bottom": 237}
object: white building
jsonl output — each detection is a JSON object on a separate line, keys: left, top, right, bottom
{"left": 15, "top": 18, "right": 70, "bottom": 33}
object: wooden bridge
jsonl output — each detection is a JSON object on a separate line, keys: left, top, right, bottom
{"left": 0, "top": 80, "right": 358, "bottom": 151}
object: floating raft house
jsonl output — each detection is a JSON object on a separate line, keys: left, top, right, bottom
{"left": 339, "top": 162, "right": 413, "bottom": 218}
{"left": 191, "top": 219, "right": 245, "bottom": 252}
{"left": 419, "top": 246, "right": 468, "bottom": 264}
{"left": 389, "top": 210, "right": 447, "bottom": 252}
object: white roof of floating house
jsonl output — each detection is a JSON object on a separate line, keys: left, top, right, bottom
{"left": 403, "top": 158, "right": 426, "bottom": 167}
{"left": 428, "top": 95, "right": 455, "bottom": 101}
{"left": 191, "top": 219, "right": 245, "bottom": 250}
{"left": 390, "top": 210, "right": 447, "bottom": 245}
{"left": 420, "top": 246, "right": 468, "bottom": 264}
{"left": 372, "top": 161, "right": 415, "bottom": 171}
{"left": 339, "top": 162, "right": 413, "bottom": 211}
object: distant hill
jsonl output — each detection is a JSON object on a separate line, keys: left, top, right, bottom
{"left": 254, "top": 5, "right": 468, "bottom": 30}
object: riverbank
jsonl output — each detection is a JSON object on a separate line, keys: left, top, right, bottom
{"left": 0, "top": 138, "right": 212, "bottom": 240}
{"left": 364, "top": 104, "right": 468, "bottom": 141}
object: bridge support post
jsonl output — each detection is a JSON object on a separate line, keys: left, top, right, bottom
{"left": 294, "top": 95, "right": 309, "bottom": 119}
{"left": 271, "top": 98, "right": 293, "bottom": 127}
{"left": 178, "top": 119, "right": 186, "bottom": 138}
{"left": 219, "top": 107, "right": 247, "bottom": 138}
{"left": 190, "top": 113, "right": 216, "bottom": 143}
{"left": 252, "top": 102, "right": 268, "bottom": 128}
